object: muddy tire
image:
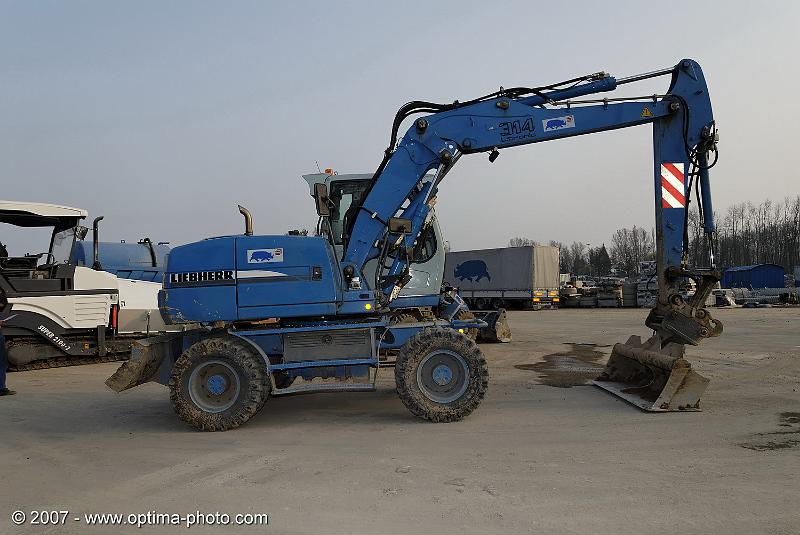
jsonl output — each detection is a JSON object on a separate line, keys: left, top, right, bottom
{"left": 390, "top": 311, "right": 421, "bottom": 325}
{"left": 395, "top": 328, "right": 488, "bottom": 422}
{"left": 169, "top": 336, "right": 270, "bottom": 432}
{"left": 453, "top": 308, "right": 478, "bottom": 341}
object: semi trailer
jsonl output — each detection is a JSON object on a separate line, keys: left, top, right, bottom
{"left": 446, "top": 245, "right": 560, "bottom": 309}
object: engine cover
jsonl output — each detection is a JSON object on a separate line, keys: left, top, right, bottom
{"left": 159, "top": 235, "right": 341, "bottom": 324}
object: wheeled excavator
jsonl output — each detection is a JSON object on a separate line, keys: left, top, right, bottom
{"left": 109, "top": 59, "right": 721, "bottom": 430}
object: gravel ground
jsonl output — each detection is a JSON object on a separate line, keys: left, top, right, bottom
{"left": 1, "top": 307, "right": 798, "bottom": 534}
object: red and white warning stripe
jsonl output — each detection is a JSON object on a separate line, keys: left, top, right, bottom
{"left": 661, "top": 162, "right": 685, "bottom": 208}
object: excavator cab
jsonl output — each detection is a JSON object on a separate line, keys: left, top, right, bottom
{"left": 302, "top": 172, "right": 511, "bottom": 340}
{"left": 302, "top": 172, "right": 446, "bottom": 308}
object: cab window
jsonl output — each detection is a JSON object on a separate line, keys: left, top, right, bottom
{"left": 328, "top": 180, "right": 370, "bottom": 245}
{"left": 410, "top": 223, "right": 437, "bottom": 263}
{"left": 388, "top": 223, "right": 437, "bottom": 264}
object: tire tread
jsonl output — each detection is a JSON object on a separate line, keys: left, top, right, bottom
{"left": 395, "top": 328, "right": 488, "bottom": 423}
{"left": 168, "top": 336, "right": 269, "bottom": 431}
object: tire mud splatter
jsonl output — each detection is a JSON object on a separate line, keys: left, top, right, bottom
{"left": 515, "top": 343, "right": 609, "bottom": 388}
{"left": 739, "top": 412, "right": 800, "bottom": 451}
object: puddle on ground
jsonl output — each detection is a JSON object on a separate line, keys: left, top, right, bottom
{"left": 515, "top": 343, "right": 609, "bottom": 388}
{"left": 739, "top": 412, "right": 800, "bottom": 451}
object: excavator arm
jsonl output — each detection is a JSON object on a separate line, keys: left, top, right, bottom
{"left": 343, "top": 59, "right": 721, "bottom": 410}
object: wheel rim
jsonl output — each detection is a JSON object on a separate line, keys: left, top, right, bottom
{"left": 188, "top": 359, "right": 241, "bottom": 413}
{"left": 416, "top": 350, "right": 469, "bottom": 403}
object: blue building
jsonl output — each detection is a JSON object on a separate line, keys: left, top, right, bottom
{"left": 721, "top": 264, "right": 785, "bottom": 289}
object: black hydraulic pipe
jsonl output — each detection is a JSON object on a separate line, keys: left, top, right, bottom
{"left": 138, "top": 237, "right": 158, "bottom": 267}
{"left": 697, "top": 152, "right": 715, "bottom": 234}
{"left": 92, "top": 216, "right": 104, "bottom": 270}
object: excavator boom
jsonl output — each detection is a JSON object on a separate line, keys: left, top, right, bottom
{"left": 342, "top": 59, "right": 721, "bottom": 410}
{"left": 116, "top": 60, "right": 723, "bottom": 431}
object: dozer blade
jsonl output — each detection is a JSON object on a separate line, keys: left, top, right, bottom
{"left": 473, "top": 309, "right": 512, "bottom": 343}
{"left": 106, "top": 332, "right": 183, "bottom": 392}
{"left": 593, "top": 334, "right": 709, "bottom": 411}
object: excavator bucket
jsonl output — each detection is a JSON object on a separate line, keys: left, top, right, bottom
{"left": 593, "top": 334, "right": 709, "bottom": 411}
{"left": 106, "top": 332, "right": 183, "bottom": 392}
{"left": 473, "top": 309, "right": 512, "bottom": 343}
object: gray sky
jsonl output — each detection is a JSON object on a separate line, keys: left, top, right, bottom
{"left": 1, "top": 0, "right": 798, "bottom": 254}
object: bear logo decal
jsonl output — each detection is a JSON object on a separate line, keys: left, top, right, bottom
{"left": 247, "top": 248, "right": 283, "bottom": 264}
{"left": 454, "top": 260, "right": 491, "bottom": 282}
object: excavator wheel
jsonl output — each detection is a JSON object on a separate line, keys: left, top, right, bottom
{"left": 395, "top": 328, "right": 488, "bottom": 423}
{"left": 169, "top": 336, "right": 270, "bottom": 431}
{"left": 390, "top": 311, "right": 422, "bottom": 324}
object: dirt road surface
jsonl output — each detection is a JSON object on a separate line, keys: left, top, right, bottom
{"left": 2, "top": 308, "right": 798, "bottom": 534}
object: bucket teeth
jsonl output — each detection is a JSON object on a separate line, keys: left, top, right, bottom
{"left": 594, "top": 334, "right": 709, "bottom": 411}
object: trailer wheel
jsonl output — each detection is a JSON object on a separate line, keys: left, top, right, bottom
{"left": 395, "top": 328, "right": 488, "bottom": 422}
{"left": 169, "top": 336, "right": 269, "bottom": 431}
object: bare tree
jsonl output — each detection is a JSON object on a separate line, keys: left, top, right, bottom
{"left": 610, "top": 225, "right": 655, "bottom": 276}
{"left": 715, "top": 195, "right": 800, "bottom": 271}
{"left": 498, "top": 195, "right": 800, "bottom": 279}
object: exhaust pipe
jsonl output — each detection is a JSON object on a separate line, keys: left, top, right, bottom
{"left": 92, "top": 216, "right": 104, "bottom": 270}
{"left": 238, "top": 205, "right": 253, "bottom": 236}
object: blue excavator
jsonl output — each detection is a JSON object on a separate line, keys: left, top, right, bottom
{"left": 109, "top": 59, "right": 722, "bottom": 431}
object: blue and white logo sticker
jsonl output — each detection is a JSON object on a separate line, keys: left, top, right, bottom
{"left": 542, "top": 115, "right": 575, "bottom": 131}
{"left": 247, "top": 248, "right": 284, "bottom": 264}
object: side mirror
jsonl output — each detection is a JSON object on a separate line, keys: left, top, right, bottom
{"left": 75, "top": 225, "right": 89, "bottom": 240}
{"left": 314, "top": 183, "right": 330, "bottom": 217}
{"left": 388, "top": 217, "right": 413, "bottom": 234}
